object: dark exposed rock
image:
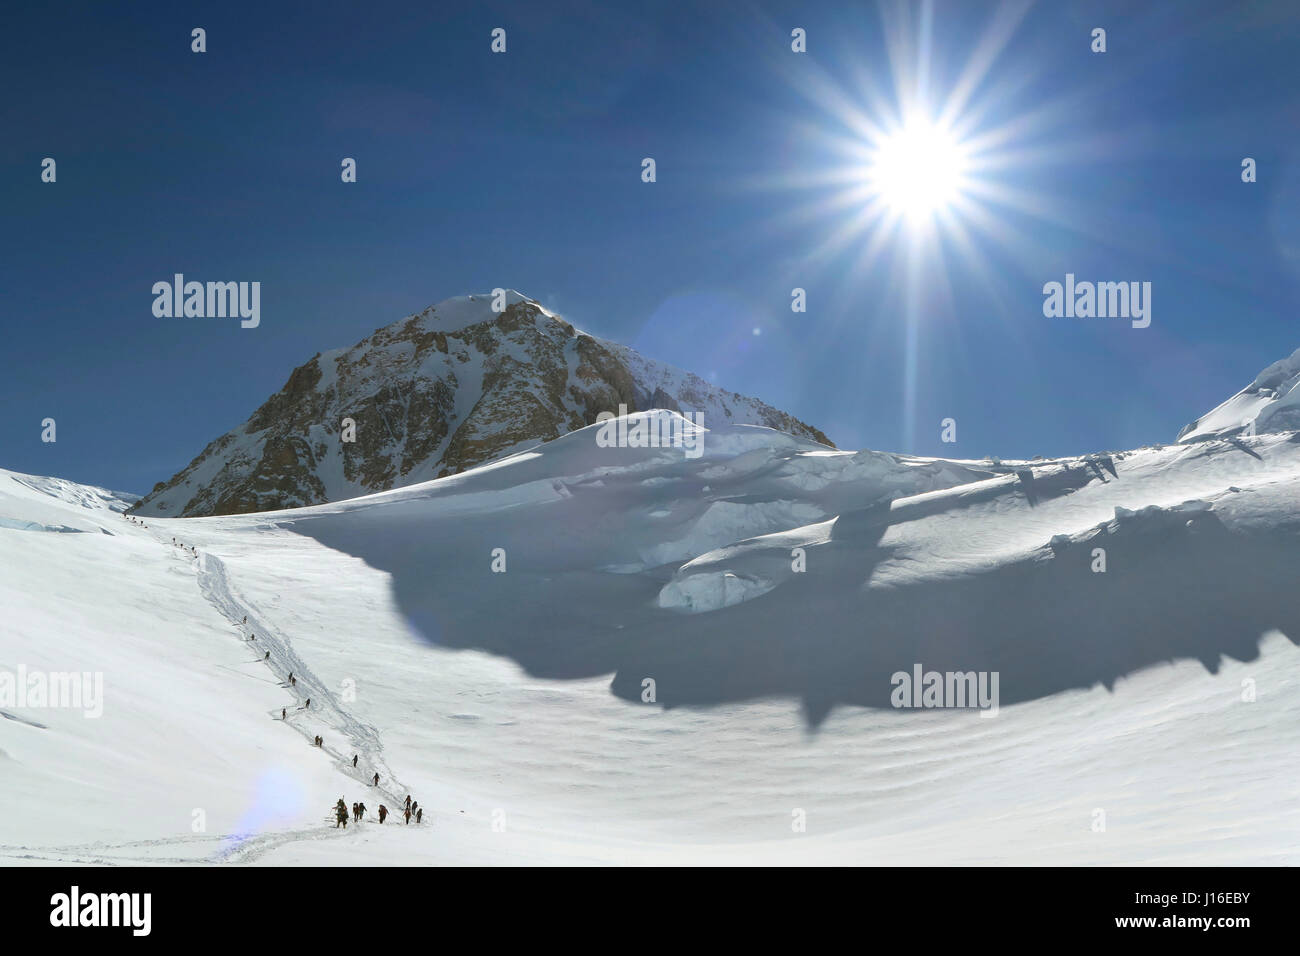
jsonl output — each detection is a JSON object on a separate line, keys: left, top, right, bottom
{"left": 131, "top": 291, "right": 833, "bottom": 517}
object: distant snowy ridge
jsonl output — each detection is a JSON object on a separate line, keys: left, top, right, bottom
{"left": 130, "top": 291, "right": 832, "bottom": 517}
{"left": 1178, "top": 346, "right": 1300, "bottom": 442}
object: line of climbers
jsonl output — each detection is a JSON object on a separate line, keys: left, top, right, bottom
{"left": 334, "top": 793, "right": 422, "bottom": 827}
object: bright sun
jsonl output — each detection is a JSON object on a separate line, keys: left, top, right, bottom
{"left": 869, "top": 117, "right": 970, "bottom": 222}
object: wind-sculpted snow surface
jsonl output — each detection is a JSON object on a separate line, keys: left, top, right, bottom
{"left": 281, "top": 415, "right": 997, "bottom": 675}
{"left": 277, "top": 416, "right": 1300, "bottom": 722}
{"left": 4, "top": 414, "right": 1300, "bottom": 864}
{"left": 1179, "top": 346, "right": 1300, "bottom": 441}
{"left": 0, "top": 473, "right": 136, "bottom": 535}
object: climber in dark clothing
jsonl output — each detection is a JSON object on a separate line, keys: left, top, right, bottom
{"left": 416, "top": 808, "right": 423, "bottom": 824}
{"left": 373, "top": 773, "right": 379, "bottom": 787}
{"left": 378, "top": 805, "right": 388, "bottom": 824}
{"left": 352, "top": 754, "right": 358, "bottom": 768}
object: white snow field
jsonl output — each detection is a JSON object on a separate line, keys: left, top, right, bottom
{"left": 3, "top": 414, "right": 1299, "bottom": 865}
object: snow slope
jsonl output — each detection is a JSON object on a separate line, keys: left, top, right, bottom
{"left": 1178, "top": 346, "right": 1300, "bottom": 441}
{"left": 3, "top": 415, "right": 1300, "bottom": 865}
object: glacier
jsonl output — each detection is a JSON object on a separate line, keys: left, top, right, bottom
{"left": 3, "top": 405, "right": 1299, "bottom": 864}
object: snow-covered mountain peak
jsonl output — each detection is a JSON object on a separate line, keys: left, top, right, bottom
{"left": 129, "top": 292, "right": 832, "bottom": 517}
{"left": 1178, "top": 346, "right": 1300, "bottom": 442}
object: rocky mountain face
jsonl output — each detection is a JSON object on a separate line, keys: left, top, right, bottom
{"left": 130, "top": 291, "right": 833, "bottom": 517}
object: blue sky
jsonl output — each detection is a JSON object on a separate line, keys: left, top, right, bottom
{"left": 3, "top": 0, "right": 1299, "bottom": 493}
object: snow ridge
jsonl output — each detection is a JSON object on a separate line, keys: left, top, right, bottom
{"left": 1178, "top": 347, "right": 1300, "bottom": 442}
